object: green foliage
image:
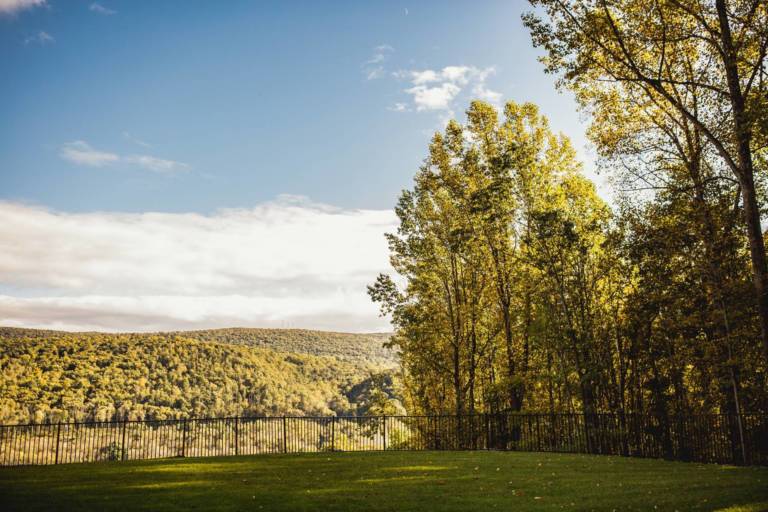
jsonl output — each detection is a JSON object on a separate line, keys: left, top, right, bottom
{"left": 345, "top": 373, "right": 405, "bottom": 416}
{"left": 370, "top": 99, "right": 614, "bottom": 416}
{"left": 0, "top": 327, "right": 398, "bottom": 424}
{"left": 371, "top": 97, "right": 767, "bottom": 423}
{"left": 168, "top": 328, "right": 396, "bottom": 367}
{"left": 522, "top": 0, "right": 768, "bottom": 375}
{"left": 100, "top": 442, "right": 123, "bottom": 462}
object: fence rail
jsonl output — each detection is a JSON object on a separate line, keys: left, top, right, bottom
{"left": 1, "top": 413, "right": 766, "bottom": 467}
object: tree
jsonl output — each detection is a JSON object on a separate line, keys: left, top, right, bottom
{"left": 369, "top": 101, "right": 611, "bottom": 421}
{"left": 369, "top": 120, "right": 496, "bottom": 420}
{"left": 523, "top": 0, "right": 768, "bottom": 365}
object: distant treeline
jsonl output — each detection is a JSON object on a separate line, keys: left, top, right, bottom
{"left": 170, "top": 328, "right": 395, "bottom": 366}
{"left": 0, "top": 327, "right": 402, "bottom": 424}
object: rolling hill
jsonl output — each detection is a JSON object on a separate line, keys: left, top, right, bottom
{"left": 0, "top": 327, "right": 399, "bottom": 425}
{"left": 169, "top": 328, "right": 396, "bottom": 366}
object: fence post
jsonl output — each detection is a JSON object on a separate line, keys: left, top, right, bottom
{"left": 330, "top": 417, "right": 335, "bottom": 452}
{"left": 282, "top": 417, "right": 287, "bottom": 454}
{"left": 54, "top": 422, "right": 62, "bottom": 464}
{"left": 484, "top": 414, "right": 490, "bottom": 450}
{"left": 382, "top": 416, "right": 387, "bottom": 451}
{"left": 181, "top": 419, "right": 188, "bottom": 457}
{"left": 536, "top": 414, "right": 542, "bottom": 452}
{"left": 120, "top": 419, "right": 128, "bottom": 461}
{"left": 735, "top": 413, "right": 747, "bottom": 465}
{"left": 583, "top": 413, "right": 591, "bottom": 454}
{"left": 234, "top": 417, "right": 239, "bottom": 456}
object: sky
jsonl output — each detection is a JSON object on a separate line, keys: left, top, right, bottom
{"left": 0, "top": 0, "right": 602, "bottom": 332}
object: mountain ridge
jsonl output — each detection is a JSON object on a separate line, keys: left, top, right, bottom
{"left": 0, "top": 326, "right": 396, "bottom": 367}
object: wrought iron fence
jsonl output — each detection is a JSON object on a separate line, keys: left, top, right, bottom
{"left": 1, "top": 413, "right": 765, "bottom": 467}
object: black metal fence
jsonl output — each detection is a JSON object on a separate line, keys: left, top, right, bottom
{"left": 1, "top": 413, "right": 766, "bottom": 467}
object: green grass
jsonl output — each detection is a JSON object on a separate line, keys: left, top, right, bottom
{"left": 1, "top": 451, "right": 767, "bottom": 511}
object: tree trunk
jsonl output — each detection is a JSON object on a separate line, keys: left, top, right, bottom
{"left": 649, "top": 363, "right": 673, "bottom": 459}
{"left": 453, "top": 339, "right": 463, "bottom": 448}
{"left": 740, "top": 180, "right": 768, "bottom": 365}
{"left": 579, "top": 373, "right": 598, "bottom": 454}
{"left": 502, "top": 307, "right": 521, "bottom": 411}
{"left": 715, "top": 0, "right": 768, "bottom": 366}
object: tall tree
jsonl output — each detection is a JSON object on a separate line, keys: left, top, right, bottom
{"left": 523, "top": 0, "right": 768, "bottom": 364}
{"left": 370, "top": 101, "right": 609, "bottom": 419}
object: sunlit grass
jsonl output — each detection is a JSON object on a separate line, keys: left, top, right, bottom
{"left": 714, "top": 505, "right": 768, "bottom": 512}
{"left": 1, "top": 451, "right": 767, "bottom": 511}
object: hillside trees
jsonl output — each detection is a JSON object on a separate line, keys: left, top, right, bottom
{"left": 0, "top": 328, "right": 400, "bottom": 424}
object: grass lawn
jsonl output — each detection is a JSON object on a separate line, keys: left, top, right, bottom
{"left": 1, "top": 451, "right": 767, "bottom": 512}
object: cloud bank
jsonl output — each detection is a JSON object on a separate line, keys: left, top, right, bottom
{"left": 0, "top": 197, "right": 397, "bottom": 332}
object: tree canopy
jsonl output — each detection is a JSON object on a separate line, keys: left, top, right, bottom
{"left": 0, "top": 327, "right": 402, "bottom": 424}
{"left": 370, "top": 99, "right": 767, "bottom": 428}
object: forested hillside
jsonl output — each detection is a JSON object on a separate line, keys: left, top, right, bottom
{"left": 0, "top": 327, "right": 400, "bottom": 425}
{"left": 172, "top": 328, "right": 395, "bottom": 366}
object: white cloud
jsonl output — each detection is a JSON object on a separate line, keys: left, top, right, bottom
{"left": 0, "top": 0, "right": 45, "bottom": 15}
{"left": 363, "top": 44, "right": 394, "bottom": 81}
{"left": 89, "top": 2, "right": 116, "bottom": 15}
{"left": 411, "top": 69, "right": 439, "bottom": 85}
{"left": 441, "top": 66, "right": 472, "bottom": 84}
{"left": 473, "top": 83, "right": 503, "bottom": 104}
{"left": 59, "top": 140, "right": 189, "bottom": 173}
{"left": 366, "top": 66, "right": 384, "bottom": 81}
{"left": 0, "top": 197, "right": 397, "bottom": 332}
{"left": 125, "top": 155, "right": 189, "bottom": 173}
{"left": 397, "top": 65, "right": 502, "bottom": 112}
{"left": 406, "top": 83, "right": 461, "bottom": 111}
{"left": 24, "top": 30, "right": 54, "bottom": 45}
{"left": 60, "top": 141, "right": 119, "bottom": 167}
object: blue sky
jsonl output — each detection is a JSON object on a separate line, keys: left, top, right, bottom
{"left": 1, "top": 0, "right": 597, "bottom": 213}
{"left": 0, "top": 0, "right": 600, "bottom": 332}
